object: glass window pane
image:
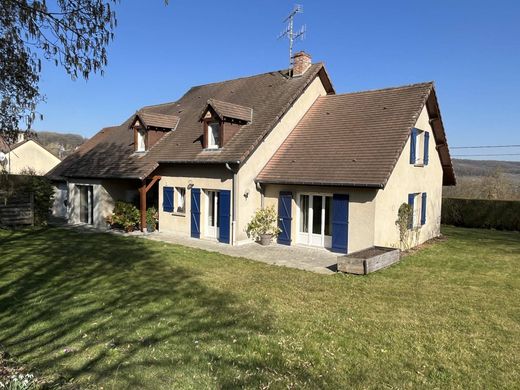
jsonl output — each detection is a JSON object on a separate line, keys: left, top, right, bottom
{"left": 324, "top": 196, "right": 332, "bottom": 236}
{"left": 208, "top": 192, "right": 215, "bottom": 226}
{"left": 300, "top": 195, "right": 309, "bottom": 233}
{"left": 208, "top": 122, "right": 220, "bottom": 148}
{"left": 177, "top": 188, "right": 185, "bottom": 213}
{"left": 312, "top": 196, "right": 322, "bottom": 234}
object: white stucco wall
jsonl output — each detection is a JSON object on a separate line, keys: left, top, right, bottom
{"left": 6, "top": 140, "right": 61, "bottom": 175}
{"left": 156, "top": 165, "right": 233, "bottom": 238}
{"left": 263, "top": 184, "right": 377, "bottom": 254}
{"left": 374, "top": 105, "right": 444, "bottom": 248}
{"left": 236, "top": 76, "right": 328, "bottom": 243}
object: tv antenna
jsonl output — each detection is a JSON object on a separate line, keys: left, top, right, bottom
{"left": 278, "top": 4, "right": 306, "bottom": 68}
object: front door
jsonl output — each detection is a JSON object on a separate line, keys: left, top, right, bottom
{"left": 79, "top": 185, "right": 93, "bottom": 224}
{"left": 297, "top": 194, "right": 332, "bottom": 248}
{"left": 206, "top": 190, "right": 220, "bottom": 239}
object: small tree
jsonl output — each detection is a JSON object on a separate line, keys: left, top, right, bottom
{"left": 396, "top": 202, "right": 413, "bottom": 250}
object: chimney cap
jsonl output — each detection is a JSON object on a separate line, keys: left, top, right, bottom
{"left": 292, "top": 51, "right": 311, "bottom": 59}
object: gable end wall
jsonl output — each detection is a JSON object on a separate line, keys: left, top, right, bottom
{"left": 374, "top": 105, "right": 444, "bottom": 248}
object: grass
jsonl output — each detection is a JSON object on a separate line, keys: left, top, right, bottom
{"left": 0, "top": 226, "right": 519, "bottom": 389}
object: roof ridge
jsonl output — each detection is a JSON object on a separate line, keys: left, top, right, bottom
{"left": 325, "top": 81, "right": 434, "bottom": 98}
{"left": 190, "top": 64, "right": 322, "bottom": 88}
{"left": 139, "top": 63, "right": 324, "bottom": 112}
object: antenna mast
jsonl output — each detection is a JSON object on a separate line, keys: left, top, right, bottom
{"left": 278, "top": 4, "right": 306, "bottom": 68}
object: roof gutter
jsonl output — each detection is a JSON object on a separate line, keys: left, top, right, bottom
{"left": 158, "top": 160, "right": 241, "bottom": 165}
{"left": 255, "top": 179, "right": 384, "bottom": 189}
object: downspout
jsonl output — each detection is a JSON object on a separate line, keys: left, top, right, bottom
{"left": 256, "top": 181, "right": 265, "bottom": 209}
{"left": 225, "top": 162, "right": 239, "bottom": 245}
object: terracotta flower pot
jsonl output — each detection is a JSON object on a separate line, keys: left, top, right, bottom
{"left": 259, "top": 234, "right": 273, "bottom": 246}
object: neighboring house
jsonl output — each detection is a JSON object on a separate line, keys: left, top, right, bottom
{"left": 50, "top": 52, "right": 455, "bottom": 252}
{"left": 0, "top": 136, "right": 61, "bottom": 175}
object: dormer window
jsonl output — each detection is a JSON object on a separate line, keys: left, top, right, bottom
{"left": 130, "top": 111, "right": 180, "bottom": 154}
{"left": 199, "top": 99, "right": 253, "bottom": 150}
{"left": 207, "top": 121, "right": 221, "bottom": 149}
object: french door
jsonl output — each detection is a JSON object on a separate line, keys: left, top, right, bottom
{"left": 205, "top": 190, "right": 220, "bottom": 239}
{"left": 297, "top": 194, "right": 332, "bottom": 248}
{"left": 79, "top": 185, "right": 94, "bottom": 224}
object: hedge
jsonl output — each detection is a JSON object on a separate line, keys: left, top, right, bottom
{"left": 442, "top": 198, "right": 520, "bottom": 231}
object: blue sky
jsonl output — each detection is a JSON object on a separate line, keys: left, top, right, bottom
{"left": 33, "top": 0, "right": 520, "bottom": 160}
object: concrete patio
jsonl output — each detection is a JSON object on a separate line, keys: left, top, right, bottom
{"left": 140, "top": 231, "right": 338, "bottom": 274}
{"left": 55, "top": 221, "right": 339, "bottom": 274}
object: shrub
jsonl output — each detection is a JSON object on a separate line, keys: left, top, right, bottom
{"left": 395, "top": 203, "right": 415, "bottom": 250}
{"left": 442, "top": 198, "right": 520, "bottom": 231}
{"left": 246, "top": 205, "right": 281, "bottom": 241}
{"left": 146, "top": 206, "right": 158, "bottom": 231}
{"left": 108, "top": 201, "right": 140, "bottom": 231}
{"left": 18, "top": 168, "right": 54, "bottom": 226}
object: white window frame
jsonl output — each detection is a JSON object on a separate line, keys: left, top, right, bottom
{"left": 296, "top": 192, "right": 333, "bottom": 249}
{"left": 136, "top": 128, "right": 146, "bottom": 152}
{"left": 207, "top": 121, "right": 220, "bottom": 149}
{"left": 175, "top": 187, "right": 186, "bottom": 214}
{"left": 412, "top": 193, "right": 422, "bottom": 228}
{"left": 414, "top": 129, "right": 425, "bottom": 166}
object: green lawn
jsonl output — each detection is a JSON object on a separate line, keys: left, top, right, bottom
{"left": 0, "top": 226, "right": 519, "bottom": 389}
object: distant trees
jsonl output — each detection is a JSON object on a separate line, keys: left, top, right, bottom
{"left": 444, "top": 168, "right": 520, "bottom": 201}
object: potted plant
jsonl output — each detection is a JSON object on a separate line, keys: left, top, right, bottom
{"left": 146, "top": 206, "right": 158, "bottom": 232}
{"left": 246, "top": 205, "right": 281, "bottom": 245}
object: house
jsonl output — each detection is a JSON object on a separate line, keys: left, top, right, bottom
{"left": 0, "top": 135, "right": 61, "bottom": 175}
{"left": 50, "top": 52, "right": 455, "bottom": 252}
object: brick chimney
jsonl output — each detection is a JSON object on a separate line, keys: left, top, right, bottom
{"left": 292, "top": 51, "right": 312, "bottom": 77}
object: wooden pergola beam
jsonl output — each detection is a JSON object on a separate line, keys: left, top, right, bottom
{"left": 139, "top": 175, "right": 162, "bottom": 232}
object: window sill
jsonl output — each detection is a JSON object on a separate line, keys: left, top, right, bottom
{"left": 203, "top": 147, "right": 221, "bottom": 151}
{"left": 171, "top": 211, "right": 186, "bottom": 217}
{"left": 414, "top": 163, "right": 424, "bottom": 167}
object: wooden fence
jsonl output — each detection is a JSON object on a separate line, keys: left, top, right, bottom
{"left": 0, "top": 192, "right": 34, "bottom": 226}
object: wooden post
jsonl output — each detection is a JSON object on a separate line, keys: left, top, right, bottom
{"left": 139, "top": 181, "right": 146, "bottom": 232}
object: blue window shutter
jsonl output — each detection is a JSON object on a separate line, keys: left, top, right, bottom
{"left": 331, "top": 194, "right": 349, "bottom": 253}
{"left": 421, "top": 193, "right": 427, "bottom": 225}
{"left": 190, "top": 188, "right": 201, "bottom": 238}
{"left": 218, "top": 190, "right": 231, "bottom": 244}
{"left": 424, "top": 132, "right": 430, "bottom": 165}
{"left": 277, "top": 192, "right": 292, "bottom": 245}
{"left": 163, "top": 187, "right": 173, "bottom": 212}
{"left": 410, "top": 128, "right": 417, "bottom": 164}
{"left": 408, "top": 193, "right": 415, "bottom": 229}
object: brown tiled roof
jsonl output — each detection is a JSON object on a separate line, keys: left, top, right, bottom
{"left": 203, "top": 99, "right": 253, "bottom": 123}
{"left": 51, "top": 63, "right": 333, "bottom": 180}
{"left": 134, "top": 112, "right": 180, "bottom": 130}
{"left": 257, "top": 82, "right": 456, "bottom": 187}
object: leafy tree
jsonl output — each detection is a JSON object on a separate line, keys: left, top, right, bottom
{"left": 0, "top": 0, "right": 118, "bottom": 144}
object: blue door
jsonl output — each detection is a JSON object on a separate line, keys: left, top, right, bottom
{"left": 218, "top": 190, "right": 231, "bottom": 244}
{"left": 277, "top": 191, "right": 292, "bottom": 245}
{"left": 331, "top": 194, "right": 349, "bottom": 253}
{"left": 191, "top": 188, "right": 201, "bottom": 238}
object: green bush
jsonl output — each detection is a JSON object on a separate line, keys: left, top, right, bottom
{"left": 146, "top": 206, "right": 158, "bottom": 231}
{"left": 442, "top": 198, "right": 520, "bottom": 231}
{"left": 108, "top": 201, "right": 140, "bottom": 231}
{"left": 18, "top": 168, "right": 54, "bottom": 226}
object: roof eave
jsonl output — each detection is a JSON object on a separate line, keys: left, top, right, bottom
{"left": 255, "top": 178, "right": 384, "bottom": 189}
